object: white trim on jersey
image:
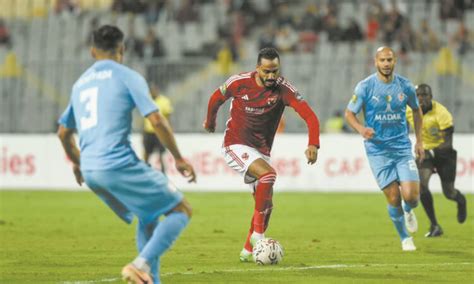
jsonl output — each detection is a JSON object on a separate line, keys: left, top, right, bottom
{"left": 278, "top": 78, "right": 298, "bottom": 93}
{"left": 225, "top": 72, "right": 252, "bottom": 88}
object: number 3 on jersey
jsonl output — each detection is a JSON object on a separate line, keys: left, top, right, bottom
{"left": 80, "top": 87, "right": 98, "bottom": 130}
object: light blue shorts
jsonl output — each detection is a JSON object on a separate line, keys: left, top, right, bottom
{"left": 367, "top": 152, "right": 420, "bottom": 190}
{"left": 82, "top": 161, "right": 183, "bottom": 225}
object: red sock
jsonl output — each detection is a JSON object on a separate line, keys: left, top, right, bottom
{"left": 253, "top": 172, "right": 276, "bottom": 234}
{"left": 244, "top": 215, "right": 254, "bottom": 252}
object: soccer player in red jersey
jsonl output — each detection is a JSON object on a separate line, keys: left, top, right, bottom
{"left": 203, "top": 47, "right": 320, "bottom": 261}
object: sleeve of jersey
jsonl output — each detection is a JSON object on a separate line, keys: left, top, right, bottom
{"left": 58, "top": 102, "right": 77, "bottom": 129}
{"left": 124, "top": 70, "right": 158, "bottom": 117}
{"left": 405, "top": 82, "right": 419, "bottom": 110}
{"left": 347, "top": 83, "right": 365, "bottom": 114}
{"left": 205, "top": 88, "right": 228, "bottom": 128}
{"left": 289, "top": 98, "right": 320, "bottom": 148}
{"left": 438, "top": 104, "right": 453, "bottom": 130}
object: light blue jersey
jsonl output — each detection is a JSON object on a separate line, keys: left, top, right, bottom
{"left": 58, "top": 59, "right": 157, "bottom": 170}
{"left": 347, "top": 73, "right": 419, "bottom": 156}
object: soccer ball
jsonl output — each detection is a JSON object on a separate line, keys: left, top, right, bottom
{"left": 252, "top": 238, "right": 284, "bottom": 265}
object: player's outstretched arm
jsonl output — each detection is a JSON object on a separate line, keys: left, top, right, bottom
{"left": 57, "top": 125, "right": 83, "bottom": 186}
{"left": 344, "top": 109, "right": 374, "bottom": 139}
{"left": 412, "top": 107, "right": 425, "bottom": 161}
{"left": 203, "top": 88, "right": 228, "bottom": 133}
{"left": 147, "top": 111, "right": 197, "bottom": 183}
{"left": 289, "top": 99, "right": 320, "bottom": 164}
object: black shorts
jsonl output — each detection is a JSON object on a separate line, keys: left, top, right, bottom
{"left": 143, "top": 132, "right": 165, "bottom": 154}
{"left": 419, "top": 148, "right": 457, "bottom": 182}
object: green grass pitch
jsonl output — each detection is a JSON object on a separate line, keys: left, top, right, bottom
{"left": 0, "top": 191, "right": 472, "bottom": 283}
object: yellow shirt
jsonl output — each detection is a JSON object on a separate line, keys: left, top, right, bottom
{"left": 406, "top": 100, "right": 453, "bottom": 150}
{"left": 144, "top": 95, "right": 173, "bottom": 133}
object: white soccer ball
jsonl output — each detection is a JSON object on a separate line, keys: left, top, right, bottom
{"left": 252, "top": 238, "right": 284, "bottom": 265}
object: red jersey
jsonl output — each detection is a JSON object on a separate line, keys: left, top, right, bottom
{"left": 206, "top": 71, "right": 320, "bottom": 156}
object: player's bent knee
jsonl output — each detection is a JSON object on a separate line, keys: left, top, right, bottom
{"left": 169, "top": 198, "right": 193, "bottom": 218}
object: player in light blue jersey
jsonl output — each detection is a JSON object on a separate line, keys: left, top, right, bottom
{"left": 57, "top": 25, "right": 196, "bottom": 284}
{"left": 345, "top": 47, "right": 425, "bottom": 251}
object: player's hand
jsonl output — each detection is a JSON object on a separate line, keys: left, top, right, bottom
{"left": 415, "top": 141, "right": 425, "bottom": 162}
{"left": 203, "top": 120, "right": 215, "bottom": 133}
{"left": 176, "top": 158, "right": 197, "bottom": 183}
{"left": 72, "top": 164, "right": 83, "bottom": 186}
{"left": 305, "top": 145, "right": 318, "bottom": 165}
{"left": 360, "top": 127, "right": 375, "bottom": 140}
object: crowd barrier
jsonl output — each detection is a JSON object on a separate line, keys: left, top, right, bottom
{"left": 0, "top": 134, "right": 472, "bottom": 192}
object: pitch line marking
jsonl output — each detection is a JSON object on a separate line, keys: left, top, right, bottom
{"left": 60, "top": 262, "right": 472, "bottom": 283}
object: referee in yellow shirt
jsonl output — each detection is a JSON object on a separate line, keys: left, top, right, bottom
{"left": 143, "top": 82, "right": 174, "bottom": 174}
{"left": 407, "top": 84, "right": 467, "bottom": 237}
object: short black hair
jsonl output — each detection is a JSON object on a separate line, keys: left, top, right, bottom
{"left": 257, "top": 47, "right": 280, "bottom": 65}
{"left": 415, "top": 83, "right": 432, "bottom": 97}
{"left": 92, "top": 25, "right": 124, "bottom": 53}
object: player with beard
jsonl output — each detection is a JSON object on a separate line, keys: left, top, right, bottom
{"left": 345, "top": 46, "right": 425, "bottom": 251}
{"left": 203, "top": 47, "right": 320, "bottom": 261}
{"left": 406, "top": 83, "right": 467, "bottom": 237}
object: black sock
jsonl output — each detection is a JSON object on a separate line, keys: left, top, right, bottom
{"left": 420, "top": 190, "right": 438, "bottom": 226}
{"left": 454, "top": 189, "right": 465, "bottom": 203}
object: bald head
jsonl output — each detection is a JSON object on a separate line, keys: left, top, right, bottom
{"left": 375, "top": 46, "right": 395, "bottom": 59}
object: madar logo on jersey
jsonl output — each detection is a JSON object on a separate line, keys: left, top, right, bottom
{"left": 375, "top": 113, "right": 402, "bottom": 121}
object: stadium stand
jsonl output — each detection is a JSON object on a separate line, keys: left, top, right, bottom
{"left": 0, "top": 0, "right": 473, "bottom": 133}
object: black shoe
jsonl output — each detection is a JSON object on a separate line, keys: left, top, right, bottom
{"left": 425, "top": 224, "right": 443, "bottom": 237}
{"left": 457, "top": 194, "right": 467, "bottom": 224}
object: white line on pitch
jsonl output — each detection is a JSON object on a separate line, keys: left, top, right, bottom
{"left": 60, "top": 262, "right": 473, "bottom": 283}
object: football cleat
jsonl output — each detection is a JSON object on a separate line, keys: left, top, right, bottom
{"left": 121, "top": 264, "right": 152, "bottom": 284}
{"left": 239, "top": 248, "right": 253, "bottom": 262}
{"left": 457, "top": 194, "right": 467, "bottom": 224}
{"left": 401, "top": 237, "right": 416, "bottom": 251}
{"left": 425, "top": 224, "right": 443, "bottom": 237}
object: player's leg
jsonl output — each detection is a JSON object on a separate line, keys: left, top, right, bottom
{"left": 396, "top": 154, "right": 420, "bottom": 233}
{"left": 135, "top": 199, "right": 191, "bottom": 284}
{"left": 241, "top": 183, "right": 256, "bottom": 261}
{"left": 136, "top": 219, "right": 159, "bottom": 280}
{"left": 81, "top": 169, "right": 153, "bottom": 283}
{"left": 247, "top": 158, "right": 276, "bottom": 243}
{"left": 221, "top": 145, "right": 274, "bottom": 261}
{"left": 156, "top": 139, "right": 167, "bottom": 175}
{"left": 143, "top": 133, "right": 154, "bottom": 164}
{"left": 419, "top": 166, "right": 443, "bottom": 237}
{"left": 383, "top": 182, "right": 414, "bottom": 250}
{"left": 434, "top": 149, "right": 467, "bottom": 223}
{"left": 367, "top": 154, "right": 414, "bottom": 250}
{"left": 96, "top": 163, "right": 189, "bottom": 284}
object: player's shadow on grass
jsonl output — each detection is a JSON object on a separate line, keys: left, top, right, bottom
{"left": 423, "top": 249, "right": 473, "bottom": 259}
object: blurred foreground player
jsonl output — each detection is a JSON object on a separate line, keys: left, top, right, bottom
{"left": 203, "top": 47, "right": 320, "bottom": 261}
{"left": 57, "top": 25, "right": 196, "bottom": 284}
{"left": 406, "top": 83, "right": 467, "bottom": 237}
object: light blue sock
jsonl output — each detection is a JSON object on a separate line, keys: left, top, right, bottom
{"left": 138, "top": 212, "right": 189, "bottom": 284}
{"left": 402, "top": 200, "right": 418, "bottom": 213}
{"left": 388, "top": 205, "right": 409, "bottom": 240}
{"left": 136, "top": 219, "right": 158, "bottom": 281}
